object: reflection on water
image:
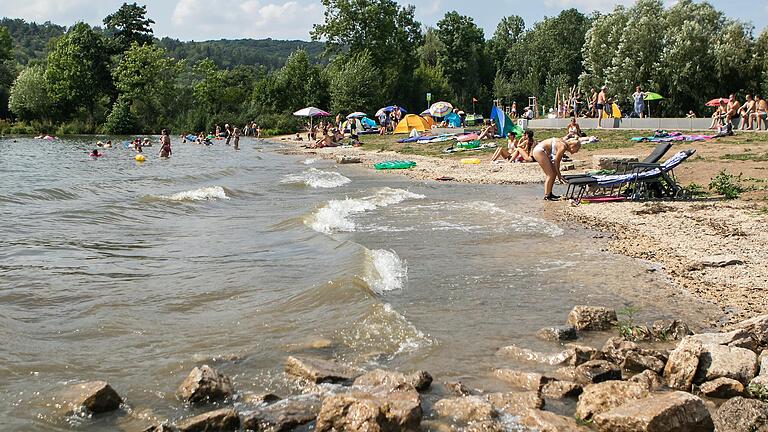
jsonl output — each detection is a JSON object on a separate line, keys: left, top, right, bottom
{"left": 0, "top": 136, "right": 717, "bottom": 430}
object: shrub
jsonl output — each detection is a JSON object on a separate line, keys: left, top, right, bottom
{"left": 708, "top": 170, "right": 745, "bottom": 199}
{"left": 103, "top": 99, "right": 137, "bottom": 134}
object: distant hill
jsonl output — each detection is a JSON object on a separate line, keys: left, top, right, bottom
{"left": 0, "top": 18, "right": 324, "bottom": 69}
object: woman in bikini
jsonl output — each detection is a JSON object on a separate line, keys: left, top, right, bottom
{"left": 532, "top": 137, "right": 581, "bottom": 201}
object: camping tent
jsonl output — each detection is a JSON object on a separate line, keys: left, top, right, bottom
{"left": 394, "top": 114, "right": 432, "bottom": 134}
{"left": 421, "top": 115, "right": 436, "bottom": 128}
{"left": 443, "top": 112, "right": 461, "bottom": 127}
{"left": 490, "top": 105, "right": 523, "bottom": 138}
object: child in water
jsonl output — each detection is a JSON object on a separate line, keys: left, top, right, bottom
{"left": 90, "top": 149, "right": 102, "bottom": 158}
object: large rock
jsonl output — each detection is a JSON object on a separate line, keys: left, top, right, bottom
{"left": 57, "top": 381, "right": 122, "bottom": 416}
{"left": 240, "top": 392, "right": 281, "bottom": 406}
{"left": 444, "top": 381, "right": 473, "bottom": 396}
{"left": 496, "top": 344, "right": 596, "bottom": 366}
{"left": 492, "top": 369, "right": 552, "bottom": 392}
{"left": 593, "top": 155, "right": 639, "bottom": 171}
{"left": 519, "top": 409, "right": 590, "bottom": 432}
{"left": 694, "top": 343, "right": 758, "bottom": 385}
{"left": 700, "top": 377, "right": 744, "bottom": 398}
{"left": 567, "top": 306, "right": 617, "bottom": 331}
{"left": 353, "top": 369, "right": 432, "bottom": 392}
{"left": 176, "top": 408, "right": 239, "bottom": 432}
{"left": 651, "top": 319, "right": 691, "bottom": 341}
{"left": 664, "top": 336, "right": 702, "bottom": 391}
{"left": 690, "top": 329, "right": 758, "bottom": 351}
{"left": 602, "top": 337, "right": 640, "bottom": 364}
{"left": 241, "top": 394, "right": 322, "bottom": 432}
{"left": 485, "top": 392, "right": 543, "bottom": 416}
{"left": 575, "top": 381, "right": 649, "bottom": 421}
{"left": 734, "top": 315, "right": 768, "bottom": 346}
{"left": 542, "top": 380, "right": 583, "bottom": 399}
{"left": 315, "top": 384, "right": 422, "bottom": 432}
{"left": 433, "top": 396, "right": 496, "bottom": 423}
{"left": 177, "top": 366, "right": 233, "bottom": 405}
{"left": 573, "top": 360, "right": 621, "bottom": 385}
{"left": 628, "top": 370, "right": 663, "bottom": 391}
{"left": 142, "top": 425, "right": 176, "bottom": 432}
{"left": 284, "top": 356, "right": 361, "bottom": 384}
{"left": 536, "top": 325, "right": 578, "bottom": 342}
{"left": 712, "top": 396, "right": 768, "bottom": 432}
{"left": 594, "top": 391, "right": 713, "bottom": 432}
{"left": 622, "top": 351, "right": 666, "bottom": 375}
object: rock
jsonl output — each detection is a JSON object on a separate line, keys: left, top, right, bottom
{"left": 315, "top": 384, "right": 422, "bottom": 432}
{"left": 628, "top": 370, "right": 664, "bottom": 391}
{"left": 698, "top": 255, "right": 745, "bottom": 268}
{"left": 445, "top": 381, "right": 473, "bottom": 396}
{"left": 694, "top": 343, "right": 758, "bottom": 385}
{"left": 575, "top": 381, "right": 649, "bottom": 420}
{"left": 712, "top": 397, "right": 768, "bottom": 432}
{"left": 142, "top": 425, "right": 177, "bottom": 432}
{"left": 536, "top": 325, "right": 578, "bottom": 341}
{"left": 734, "top": 315, "right": 768, "bottom": 346}
{"left": 622, "top": 351, "right": 666, "bottom": 374}
{"left": 567, "top": 306, "right": 617, "bottom": 331}
{"left": 689, "top": 329, "right": 758, "bottom": 351}
{"left": 519, "top": 409, "right": 591, "bottom": 432}
{"left": 433, "top": 396, "right": 496, "bottom": 422}
{"left": 601, "top": 337, "right": 640, "bottom": 364}
{"left": 651, "top": 319, "right": 691, "bottom": 341}
{"left": 496, "top": 345, "right": 558, "bottom": 364}
{"left": 759, "top": 349, "right": 768, "bottom": 373}
{"left": 594, "top": 391, "right": 713, "bottom": 432}
{"left": 560, "top": 344, "right": 604, "bottom": 365}
{"left": 492, "top": 369, "right": 552, "bottom": 391}
{"left": 663, "top": 336, "right": 702, "bottom": 391}
{"left": 496, "top": 344, "right": 596, "bottom": 366}
{"left": 240, "top": 392, "right": 281, "bottom": 406}
{"left": 700, "top": 377, "right": 744, "bottom": 398}
{"left": 551, "top": 366, "right": 578, "bottom": 382}
{"left": 541, "top": 380, "right": 583, "bottom": 399}
{"left": 353, "top": 369, "right": 432, "bottom": 392}
{"left": 593, "top": 155, "right": 639, "bottom": 171}
{"left": 241, "top": 394, "right": 322, "bottom": 432}
{"left": 465, "top": 421, "right": 504, "bottom": 432}
{"left": 283, "top": 356, "right": 361, "bottom": 384}
{"left": 485, "top": 392, "right": 544, "bottom": 416}
{"left": 177, "top": 365, "right": 233, "bottom": 404}
{"left": 57, "top": 381, "right": 122, "bottom": 416}
{"left": 176, "top": 408, "right": 239, "bottom": 432}
{"left": 573, "top": 360, "right": 621, "bottom": 385}
{"left": 336, "top": 155, "right": 361, "bottom": 164}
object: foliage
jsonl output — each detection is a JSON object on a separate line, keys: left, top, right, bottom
{"left": 0, "top": 26, "right": 13, "bottom": 61}
{"left": 0, "top": 18, "right": 66, "bottom": 65}
{"left": 617, "top": 306, "right": 648, "bottom": 341}
{"left": 325, "top": 50, "right": 382, "bottom": 114}
{"left": 436, "top": 12, "right": 492, "bottom": 108}
{"left": 748, "top": 383, "right": 768, "bottom": 401}
{"left": 709, "top": 170, "right": 745, "bottom": 199}
{"left": 682, "top": 183, "right": 708, "bottom": 197}
{"left": 8, "top": 65, "right": 56, "bottom": 121}
{"left": 103, "top": 2, "right": 155, "bottom": 53}
{"left": 103, "top": 97, "right": 137, "bottom": 134}
{"left": 157, "top": 38, "right": 324, "bottom": 70}
{"left": 252, "top": 49, "right": 328, "bottom": 116}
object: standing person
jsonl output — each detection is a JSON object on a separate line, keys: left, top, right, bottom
{"left": 215, "top": 124, "right": 221, "bottom": 137}
{"left": 632, "top": 86, "right": 646, "bottom": 118}
{"left": 378, "top": 110, "right": 389, "bottom": 135}
{"left": 335, "top": 113, "right": 342, "bottom": 130}
{"left": 532, "top": 137, "right": 582, "bottom": 201}
{"left": 225, "top": 124, "right": 233, "bottom": 145}
{"left": 596, "top": 86, "right": 607, "bottom": 128}
{"left": 510, "top": 102, "right": 518, "bottom": 118}
{"left": 588, "top": 88, "right": 597, "bottom": 117}
{"left": 159, "top": 129, "right": 172, "bottom": 158}
{"left": 233, "top": 126, "right": 241, "bottom": 150}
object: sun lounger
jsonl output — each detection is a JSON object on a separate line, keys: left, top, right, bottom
{"left": 566, "top": 149, "right": 695, "bottom": 201}
{"left": 563, "top": 142, "right": 673, "bottom": 184}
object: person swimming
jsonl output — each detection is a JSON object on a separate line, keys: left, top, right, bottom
{"left": 532, "top": 137, "right": 581, "bottom": 201}
{"left": 90, "top": 149, "right": 102, "bottom": 158}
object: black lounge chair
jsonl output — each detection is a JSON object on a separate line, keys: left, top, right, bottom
{"left": 566, "top": 149, "right": 696, "bottom": 201}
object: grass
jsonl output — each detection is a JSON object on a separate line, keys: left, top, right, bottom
{"left": 721, "top": 152, "right": 768, "bottom": 162}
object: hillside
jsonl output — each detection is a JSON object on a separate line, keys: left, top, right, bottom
{"left": 0, "top": 18, "right": 324, "bottom": 69}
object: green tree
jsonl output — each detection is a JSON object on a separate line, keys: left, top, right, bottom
{"left": 488, "top": 15, "right": 525, "bottom": 68}
{"left": 712, "top": 20, "right": 755, "bottom": 96}
{"left": 9, "top": 65, "right": 55, "bottom": 122}
{"left": 103, "top": 97, "right": 137, "bottom": 133}
{"left": 580, "top": 8, "right": 629, "bottom": 92}
{"left": 418, "top": 27, "right": 444, "bottom": 69}
{"left": 44, "top": 22, "right": 111, "bottom": 121}
{"left": 326, "top": 50, "right": 382, "bottom": 114}
{"left": 0, "top": 27, "right": 12, "bottom": 61}
{"left": 436, "top": 11, "right": 491, "bottom": 108}
{"left": 252, "top": 49, "right": 328, "bottom": 115}
{"left": 0, "top": 26, "right": 17, "bottom": 117}
{"left": 103, "top": 2, "right": 155, "bottom": 53}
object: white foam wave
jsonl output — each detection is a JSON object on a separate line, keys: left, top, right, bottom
{"left": 282, "top": 168, "right": 351, "bottom": 189}
{"left": 161, "top": 186, "right": 229, "bottom": 201}
{"left": 310, "top": 188, "right": 425, "bottom": 234}
{"left": 303, "top": 158, "right": 319, "bottom": 165}
{"left": 364, "top": 249, "right": 408, "bottom": 294}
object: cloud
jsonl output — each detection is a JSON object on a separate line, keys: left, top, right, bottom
{"left": 0, "top": 0, "right": 107, "bottom": 25}
{"left": 170, "top": 0, "right": 323, "bottom": 40}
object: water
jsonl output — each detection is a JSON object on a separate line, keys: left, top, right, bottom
{"left": 0, "top": 136, "right": 716, "bottom": 430}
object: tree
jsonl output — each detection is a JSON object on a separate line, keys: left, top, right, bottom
{"left": 580, "top": 8, "right": 629, "bottom": 92}
{"left": 44, "top": 22, "right": 111, "bottom": 120}
{"left": 252, "top": 49, "right": 328, "bottom": 115}
{"left": 9, "top": 65, "right": 55, "bottom": 122}
{"left": 488, "top": 15, "right": 525, "bottom": 68}
{"left": 103, "top": 97, "right": 137, "bottom": 133}
{"left": 103, "top": 2, "right": 155, "bottom": 53}
{"left": 326, "top": 50, "right": 382, "bottom": 113}
{"left": 418, "top": 27, "right": 444, "bottom": 68}
{"left": 0, "top": 26, "right": 16, "bottom": 117}
{"left": 0, "top": 27, "right": 12, "bottom": 61}
{"left": 436, "top": 11, "right": 491, "bottom": 108}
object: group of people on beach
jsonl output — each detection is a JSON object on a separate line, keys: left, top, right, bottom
{"left": 709, "top": 94, "right": 768, "bottom": 131}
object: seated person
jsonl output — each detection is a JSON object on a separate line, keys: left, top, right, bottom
{"left": 477, "top": 120, "right": 496, "bottom": 140}
{"left": 491, "top": 132, "right": 518, "bottom": 162}
{"left": 749, "top": 95, "right": 768, "bottom": 130}
{"left": 490, "top": 131, "right": 534, "bottom": 163}
{"left": 564, "top": 117, "right": 583, "bottom": 139}
{"left": 295, "top": 132, "right": 304, "bottom": 141}
{"left": 725, "top": 94, "right": 741, "bottom": 124}
{"left": 709, "top": 100, "right": 727, "bottom": 129}
{"left": 686, "top": 110, "right": 697, "bottom": 119}
{"left": 739, "top": 95, "right": 755, "bottom": 130}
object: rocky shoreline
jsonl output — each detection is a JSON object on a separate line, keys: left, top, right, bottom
{"left": 55, "top": 306, "right": 768, "bottom": 431}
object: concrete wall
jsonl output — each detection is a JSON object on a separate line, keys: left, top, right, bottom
{"left": 526, "top": 118, "right": 733, "bottom": 131}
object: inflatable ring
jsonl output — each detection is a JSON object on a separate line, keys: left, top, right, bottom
{"left": 135, "top": 154, "right": 146, "bottom": 162}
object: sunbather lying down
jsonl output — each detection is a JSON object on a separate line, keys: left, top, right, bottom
{"left": 491, "top": 130, "right": 535, "bottom": 163}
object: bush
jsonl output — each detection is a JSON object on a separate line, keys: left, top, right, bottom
{"left": 708, "top": 170, "right": 745, "bottom": 199}
{"left": 103, "top": 99, "right": 137, "bottom": 134}
{"left": 255, "top": 113, "right": 303, "bottom": 136}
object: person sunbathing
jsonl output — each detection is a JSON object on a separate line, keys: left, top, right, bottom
{"left": 750, "top": 95, "right": 768, "bottom": 130}
{"left": 477, "top": 121, "right": 496, "bottom": 139}
{"left": 564, "top": 117, "right": 583, "bottom": 139}
{"left": 491, "top": 132, "right": 519, "bottom": 162}
{"left": 739, "top": 95, "right": 755, "bottom": 130}
{"left": 709, "top": 100, "right": 727, "bottom": 129}
{"left": 491, "top": 131, "right": 534, "bottom": 163}
{"left": 725, "top": 94, "right": 741, "bottom": 125}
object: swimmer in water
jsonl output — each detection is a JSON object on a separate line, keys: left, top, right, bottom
{"left": 90, "top": 149, "right": 102, "bottom": 157}
{"left": 104, "top": 140, "right": 112, "bottom": 148}
{"left": 531, "top": 137, "right": 581, "bottom": 201}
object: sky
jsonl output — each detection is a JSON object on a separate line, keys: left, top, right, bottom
{"left": 0, "top": 0, "right": 766, "bottom": 41}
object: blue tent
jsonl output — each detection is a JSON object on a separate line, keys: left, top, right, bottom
{"left": 444, "top": 112, "right": 461, "bottom": 127}
{"left": 490, "top": 105, "right": 522, "bottom": 138}
{"left": 361, "top": 117, "right": 376, "bottom": 129}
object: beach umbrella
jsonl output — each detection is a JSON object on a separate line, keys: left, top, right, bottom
{"left": 705, "top": 98, "right": 728, "bottom": 107}
{"left": 429, "top": 101, "right": 453, "bottom": 117}
{"left": 346, "top": 112, "right": 367, "bottom": 119}
{"left": 420, "top": 109, "right": 431, "bottom": 116}
{"left": 644, "top": 92, "right": 664, "bottom": 117}
{"left": 294, "top": 107, "right": 330, "bottom": 132}
{"left": 375, "top": 105, "right": 407, "bottom": 118}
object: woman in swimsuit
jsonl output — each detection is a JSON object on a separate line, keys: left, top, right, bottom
{"left": 532, "top": 137, "right": 581, "bottom": 201}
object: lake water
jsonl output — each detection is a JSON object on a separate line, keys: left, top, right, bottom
{"left": 0, "top": 136, "right": 717, "bottom": 430}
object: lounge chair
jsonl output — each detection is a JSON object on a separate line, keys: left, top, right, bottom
{"left": 566, "top": 149, "right": 696, "bottom": 201}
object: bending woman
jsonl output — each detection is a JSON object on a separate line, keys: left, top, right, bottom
{"left": 532, "top": 137, "right": 581, "bottom": 201}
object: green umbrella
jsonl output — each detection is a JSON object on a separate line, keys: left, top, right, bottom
{"left": 644, "top": 92, "right": 664, "bottom": 101}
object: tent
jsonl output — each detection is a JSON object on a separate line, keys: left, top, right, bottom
{"left": 443, "top": 112, "right": 461, "bottom": 127}
{"left": 490, "top": 105, "right": 523, "bottom": 138}
{"left": 361, "top": 117, "right": 376, "bottom": 129}
{"left": 394, "top": 114, "right": 432, "bottom": 134}
{"left": 421, "top": 115, "right": 436, "bottom": 128}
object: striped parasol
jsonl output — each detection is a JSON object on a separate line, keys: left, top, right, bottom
{"left": 429, "top": 101, "right": 453, "bottom": 117}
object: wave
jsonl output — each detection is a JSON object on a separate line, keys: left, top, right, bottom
{"left": 159, "top": 186, "right": 229, "bottom": 202}
{"left": 309, "top": 187, "right": 425, "bottom": 235}
{"left": 363, "top": 249, "right": 408, "bottom": 294}
{"left": 281, "top": 168, "right": 351, "bottom": 189}
{"left": 302, "top": 158, "right": 320, "bottom": 165}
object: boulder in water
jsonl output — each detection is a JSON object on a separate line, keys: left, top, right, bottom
{"left": 284, "top": 356, "right": 361, "bottom": 384}
{"left": 433, "top": 396, "right": 496, "bottom": 423}
{"left": 353, "top": 369, "right": 432, "bottom": 392}
{"left": 593, "top": 391, "right": 713, "bottom": 432}
{"left": 241, "top": 394, "right": 322, "bottom": 432}
{"left": 567, "top": 306, "right": 617, "bottom": 331}
{"left": 621, "top": 351, "right": 666, "bottom": 375}
{"left": 694, "top": 343, "right": 758, "bottom": 385}
{"left": 573, "top": 360, "right": 621, "bottom": 385}
{"left": 315, "top": 383, "right": 422, "bottom": 432}
{"left": 57, "top": 381, "right": 122, "bottom": 416}
{"left": 663, "top": 336, "right": 703, "bottom": 391}
{"left": 492, "top": 369, "right": 553, "bottom": 392}
{"left": 536, "top": 325, "right": 578, "bottom": 341}
{"left": 485, "top": 391, "right": 544, "bottom": 416}
{"left": 519, "top": 409, "right": 591, "bottom": 432}
{"left": 575, "top": 381, "right": 649, "bottom": 421}
{"left": 176, "top": 365, "right": 233, "bottom": 404}
{"left": 542, "top": 380, "right": 583, "bottom": 399}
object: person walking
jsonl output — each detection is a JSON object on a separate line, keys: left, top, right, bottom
{"left": 596, "top": 86, "right": 607, "bottom": 128}
{"left": 233, "top": 126, "right": 241, "bottom": 150}
{"left": 632, "top": 86, "right": 646, "bottom": 118}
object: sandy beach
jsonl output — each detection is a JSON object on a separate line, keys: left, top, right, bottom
{"left": 273, "top": 132, "right": 768, "bottom": 326}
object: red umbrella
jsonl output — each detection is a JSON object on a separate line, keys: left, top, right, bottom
{"left": 705, "top": 98, "right": 727, "bottom": 107}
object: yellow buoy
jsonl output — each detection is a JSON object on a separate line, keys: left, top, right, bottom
{"left": 461, "top": 158, "right": 481, "bottom": 165}
{"left": 135, "top": 154, "right": 146, "bottom": 162}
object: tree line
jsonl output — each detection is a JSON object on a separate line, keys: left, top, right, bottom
{"left": 1, "top": 0, "right": 768, "bottom": 136}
